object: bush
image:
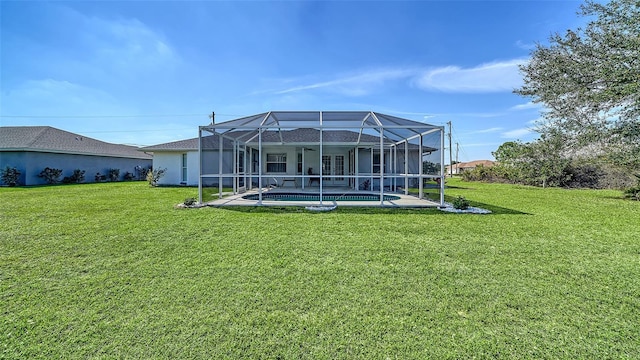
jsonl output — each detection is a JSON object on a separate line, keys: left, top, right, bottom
{"left": 146, "top": 168, "right": 167, "bottom": 187}
{"left": 135, "top": 166, "right": 150, "bottom": 180}
{"left": 62, "top": 169, "right": 85, "bottom": 184}
{"left": 452, "top": 195, "right": 470, "bottom": 210}
{"left": 623, "top": 174, "right": 640, "bottom": 201}
{"left": 38, "top": 167, "right": 63, "bottom": 184}
{"left": 1, "top": 166, "right": 21, "bottom": 186}
{"left": 184, "top": 197, "right": 197, "bottom": 206}
{"left": 560, "top": 162, "right": 604, "bottom": 189}
{"left": 108, "top": 168, "right": 120, "bottom": 182}
{"left": 123, "top": 172, "right": 135, "bottom": 181}
{"left": 461, "top": 165, "right": 503, "bottom": 182}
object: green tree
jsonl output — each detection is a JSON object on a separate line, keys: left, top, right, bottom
{"left": 516, "top": 0, "right": 640, "bottom": 168}
{"left": 493, "top": 135, "right": 570, "bottom": 188}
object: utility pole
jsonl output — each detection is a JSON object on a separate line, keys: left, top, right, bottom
{"left": 209, "top": 111, "right": 215, "bottom": 124}
{"left": 455, "top": 142, "right": 459, "bottom": 165}
{"left": 447, "top": 121, "right": 453, "bottom": 177}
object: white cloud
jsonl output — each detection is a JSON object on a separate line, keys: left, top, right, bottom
{"left": 475, "top": 127, "right": 504, "bottom": 134}
{"left": 501, "top": 128, "right": 534, "bottom": 138}
{"left": 81, "top": 15, "right": 179, "bottom": 73}
{"left": 413, "top": 59, "right": 527, "bottom": 93}
{"left": 275, "top": 68, "right": 413, "bottom": 96}
{"left": 516, "top": 40, "right": 536, "bottom": 50}
{"left": 509, "top": 101, "right": 541, "bottom": 111}
{"left": 1, "top": 79, "right": 123, "bottom": 116}
{"left": 261, "top": 58, "right": 528, "bottom": 97}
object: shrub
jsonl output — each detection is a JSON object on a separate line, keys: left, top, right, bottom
{"left": 135, "top": 166, "right": 149, "bottom": 180}
{"left": 560, "top": 162, "right": 604, "bottom": 189}
{"left": 452, "top": 195, "right": 470, "bottom": 210}
{"left": 38, "top": 167, "right": 63, "bottom": 184}
{"left": 1, "top": 166, "right": 21, "bottom": 186}
{"left": 146, "top": 168, "right": 167, "bottom": 186}
{"left": 63, "top": 169, "right": 85, "bottom": 184}
{"left": 123, "top": 172, "right": 135, "bottom": 181}
{"left": 108, "top": 168, "right": 120, "bottom": 182}
{"left": 184, "top": 197, "right": 197, "bottom": 206}
{"left": 461, "top": 165, "right": 502, "bottom": 182}
{"left": 623, "top": 174, "right": 640, "bottom": 201}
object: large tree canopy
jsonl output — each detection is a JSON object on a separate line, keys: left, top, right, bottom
{"left": 516, "top": 0, "right": 640, "bottom": 167}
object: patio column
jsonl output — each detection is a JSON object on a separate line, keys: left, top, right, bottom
{"left": 389, "top": 145, "right": 394, "bottom": 192}
{"left": 258, "top": 128, "right": 262, "bottom": 205}
{"left": 248, "top": 147, "right": 252, "bottom": 190}
{"left": 319, "top": 125, "right": 323, "bottom": 205}
{"left": 418, "top": 134, "right": 423, "bottom": 200}
{"left": 379, "top": 128, "right": 384, "bottom": 206}
{"left": 355, "top": 147, "right": 359, "bottom": 190}
{"left": 233, "top": 141, "right": 237, "bottom": 195}
{"left": 198, "top": 127, "right": 203, "bottom": 204}
{"left": 440, "top": 127, "right": 445, "bottom": 207}
{"left": 218, "top": 132, "right": 223, "bottom": 199}
{"left": 404, "top": 140, "right": 408, "bottom": 195}
{"left": 370, "top": 148, "right": 374, "bottom": 191}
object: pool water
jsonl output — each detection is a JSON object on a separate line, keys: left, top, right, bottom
{"left": 242, "top": 193, "right": 401, "bottom": 202}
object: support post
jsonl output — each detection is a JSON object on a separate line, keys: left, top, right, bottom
{"left": 419, "top": 135, "right": 423, "bottom": 199}
{"left": 218, "top": 132, "right": 223, "bottom": 199}
{"left": 379, "top": 128, "right": 384, "bottom": 205}
{"left": 198, "top": 127, "right": 203, "bottom": 204}
{"left": 319, "top": 126, "right": 323, "bottom": 205}
{"left": 258, "top": 128, "right": 263, "bottom": 205}
{"left": 404, "top": 140, "right": 408, "bottom": 195}
{"left": 440, "top": 127, "right": 446, "bottom": 207}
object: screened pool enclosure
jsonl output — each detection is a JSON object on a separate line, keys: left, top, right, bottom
{"left": 198, "top": 111, "right": 445, "bottom": 207}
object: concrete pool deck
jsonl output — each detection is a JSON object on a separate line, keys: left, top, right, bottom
{"left": 204, "top": 187, "right": 442, "bottom": 208}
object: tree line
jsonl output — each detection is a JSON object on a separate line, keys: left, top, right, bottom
{"left": 485, "top": 0, "right": 639, "bottom": 190}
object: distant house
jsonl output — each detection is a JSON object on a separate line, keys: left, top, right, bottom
{"left": 446, "top": 160, "right": 495, "bottom": 175}
{"left": 138, "top": 137, "right": 203, "bottom": 186}
{"left": 0, "top": 126, "right": 152, "bottom": 185}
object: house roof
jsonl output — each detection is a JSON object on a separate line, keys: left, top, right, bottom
{"left": 142, "top": 129, "right": 437, "bottom": 152}
{"left": 448, "top": 160, "right": 495, "bottom": 170}
{"left": 0, "top": 126, "right": 152, "bottom": 159}
{"left": 202, "top": 111, "right": 442, "bottom": 144}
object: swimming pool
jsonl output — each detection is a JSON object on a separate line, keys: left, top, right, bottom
{"left": 242, "top": 193, "right": 401, "bottom": 202}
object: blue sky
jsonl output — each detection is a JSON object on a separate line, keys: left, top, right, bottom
{"left": 1, "top": 1, "right": 587, "bottom": 162}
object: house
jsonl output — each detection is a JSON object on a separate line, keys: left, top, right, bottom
{"left": 139, "top": 137, "right": 204, "bottom": 186}
{"left": 196, "top": 111, "right": 446, "bottom": 206}
{"left": 446, "top": 160, "right": 495, "bottom": 175}
{"left": 0, "top": 126, "right": 152, "bottom": 185}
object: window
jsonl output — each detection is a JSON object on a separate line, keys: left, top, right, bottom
{"left": 266, "top": 153, "right": 286, "bottom": 173}
{"left": 238, "top": 152, "right": 244, "bottom": 173}
{"left": 373, "top": 153, "right": 380, "bottom": 173}
{"left": 181, "top": 153, "right": 188, "bottom": 182}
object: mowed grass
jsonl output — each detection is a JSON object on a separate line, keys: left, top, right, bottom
{"left": 1, "top": 179, "right": 639, "bottom": 359}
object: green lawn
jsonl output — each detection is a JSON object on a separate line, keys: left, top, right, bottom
{"left": 1, "top": 179, "right": 639, "bottom": 359}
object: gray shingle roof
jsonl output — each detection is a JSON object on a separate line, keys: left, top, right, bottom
{"left": 0, "top": 126, "right": 152, "bottom": 159}
{"left": 142, "top": 129, "right": 434, "bottom": 151}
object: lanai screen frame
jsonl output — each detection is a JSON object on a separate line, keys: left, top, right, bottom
{"left": 198, "top": 111, "right": 445, "bottom": 207}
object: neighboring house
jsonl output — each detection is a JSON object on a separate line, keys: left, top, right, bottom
{"left": 0, "top": 126, "right": 152, "bottom": 185}
{"left": 446, "top": 160, "right": 495, "bottom": 175}
{"left": 139, "top": 137, "right": 203, "bottom": 186}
